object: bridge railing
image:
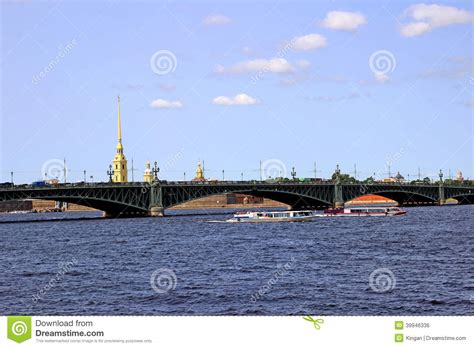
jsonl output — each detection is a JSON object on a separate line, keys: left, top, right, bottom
{"left": 1, "top": 180, "right": 473, "bottom": 191}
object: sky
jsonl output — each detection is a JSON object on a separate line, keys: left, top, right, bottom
{"left": 1, "top": 0, "right": 473, "bottom": 183}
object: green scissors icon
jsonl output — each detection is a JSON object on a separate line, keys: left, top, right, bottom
{"left": 303, "top": 316, "right": 324, "bottom": 330}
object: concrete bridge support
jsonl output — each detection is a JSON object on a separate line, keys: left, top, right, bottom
{"left": 333, "top": 183, "right": 344, "bottom": 208}
{"left": 148, "top": 184, "right": 164, "bottom": 217}
{"left": 438, "top": 171, "right": 446, "bottom": 205}
{"left": 333, "top": 166, "right": 344, "bottom": 208}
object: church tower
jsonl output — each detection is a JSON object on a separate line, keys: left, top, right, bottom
{"left": 192, "top": 160, "right": 205, "bottom": 182}
{"left": 112, "top": 96, "right": 128, "bottom": 182}
{"left": 143, "top": 161, "right": 154, "bottom": 183}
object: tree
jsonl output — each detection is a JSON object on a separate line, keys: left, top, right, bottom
{"left": 363, "top": 176, "right": 375, "bottom": 184}
{"left": 331, "top": 173, "right": 356, "bottom": 184}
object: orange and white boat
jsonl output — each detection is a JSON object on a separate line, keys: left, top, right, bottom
{"left": 320, "top": 206, "right": 406, "bottom": 217}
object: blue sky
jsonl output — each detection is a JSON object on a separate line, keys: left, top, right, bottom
{"left": 1, "top": 0, "right": 472, "bottom": 183}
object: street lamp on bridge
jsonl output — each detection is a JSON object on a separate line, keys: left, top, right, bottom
{"left": 153, "top": 161, "right": 160, "bottom": 181}
{"left": 107, "top": 165, "right": 114, "bottom": 182}
{"left": 291, "top": 167, "right": 296, "bottom": 180}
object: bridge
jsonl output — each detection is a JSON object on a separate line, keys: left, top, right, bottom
{"left": 0, "top": 180, "right": 472, "bottom": 217}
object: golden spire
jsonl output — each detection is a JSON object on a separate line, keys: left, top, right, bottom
{"left": 117, "top": 95, "right": 122, "bottom": 144}
{"left": 195, "top": 160, "right": 204, "bottom": 180}
{"left": 112, "top": 96, "right": 128, "bottom": 183}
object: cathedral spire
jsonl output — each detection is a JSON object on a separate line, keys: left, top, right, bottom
{"left": 117, "top": 95, "right": 122, "bottom": 145}
{"left": 112, "top": 96, "right": 128, "bottom": 183}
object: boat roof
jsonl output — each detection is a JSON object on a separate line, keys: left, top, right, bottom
{"left": 347, "top": 206, "right": 400, "bottom": 209}
{"left": 256, "top": 210, "right": 313, "bottom": 213}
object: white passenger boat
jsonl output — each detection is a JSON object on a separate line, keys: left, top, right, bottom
{"left": 320, "top": 206, "right": 406, "bottom": 217}
{"left": 226, "top": 210, "right": 315, "bottom": 223}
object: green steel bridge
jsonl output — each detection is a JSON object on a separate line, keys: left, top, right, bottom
{"left": 0, "top": 181, "right": 472, "bottom": 217}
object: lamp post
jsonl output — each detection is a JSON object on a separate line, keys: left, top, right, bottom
{"left": 83, "top": 170, "right": 86, "bottom": 183}
{"left": 153, "top": 161, "right": 160, "bottom": 181}
{"left": 438, "top": 169, "right": 445, "bottom": 205}
{"left": 10, "top": 171, "right": 13, "bottom": 185}
{"left": 241, "top": 172, "right": 243, "bottom": 181}
{"left": 107, "top": 165, "right": 114, "bottom": 182}
{"left": 291, "top": 167, "right": 296, "bottom": 180}
{"left": 335, "top": 164, "right": 341, "bottom": 180}
{"left": 222, "top": 169, "right": 225, "bottom": 181}
{"left": 183, "top": 172, "right": 186, "bottom": 181}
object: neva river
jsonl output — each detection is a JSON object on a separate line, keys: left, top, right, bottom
{"left": 0, "top": 205, "right": 472, "bottom": 315}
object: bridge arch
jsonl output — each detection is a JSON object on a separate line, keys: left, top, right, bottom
{"left": 449, "top": 194, "right": 474, "bottom": 205}
{"left": 1, "top": 194, "right": 147, "bottom": 217}
{"left": 163, "top": 188, "right": 332, "bottom": 211}
{"left": 347, "top": 190, "right": 438, "bottom": 206}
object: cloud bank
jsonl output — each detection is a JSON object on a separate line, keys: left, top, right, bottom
{"left": 321, "top": 11, "right": 367, "bottom": 31}
{"left": 212, "top": 93, "right": 258, "bottom": 106}
{"left": 400, "top": 4, "right": 474, "bottom": 37}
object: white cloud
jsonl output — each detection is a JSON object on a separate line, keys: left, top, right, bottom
{"left": 374, "top": 72, "right": 390, "bottom": 83}
{"left": 150, "top": 99, "right": 183, "bottom": 109}
{"left": 215, "top": 58, "right": 294, "bottom": 74}
{"left": 400, "top": 4, "right": 474, "bottom": 37}
{"left": 320, "top": 11, "right": 367, "bottom": 31}
{"left": 203, "top": 14, "right": 231, "bottom": 26}
{"left": 291, "top": 33, "right": 327, "bottom": 50}
{"left": 212, "top": 93, "right": 258, "bottom": 106}
{"left": 400, "top": 22, "right": 431, "bottom": 37}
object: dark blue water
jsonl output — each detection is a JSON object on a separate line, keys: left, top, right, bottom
{"left": 0, "top": 205, "right": 472, "bottom": 315}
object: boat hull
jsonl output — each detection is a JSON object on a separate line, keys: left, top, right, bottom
{"left": 226, "top": 216, "right": 315, "bottom": 223}
{"left": 317, "top": 212, "right": 406, "bottom": 217}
